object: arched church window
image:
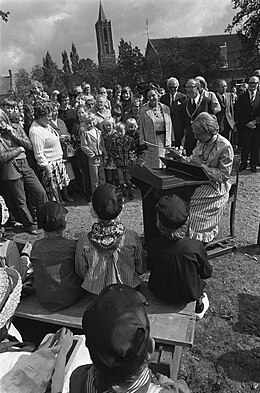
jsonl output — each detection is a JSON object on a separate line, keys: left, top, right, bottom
{"left": 104, "top": 28, "right": 109, "bottom": 53}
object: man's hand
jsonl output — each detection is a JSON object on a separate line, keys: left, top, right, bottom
{"left": 246, "top": 120, "right": 256, "bottom": 129}
{"left": 44, "top": 165, "right": 53, "bottom": 178}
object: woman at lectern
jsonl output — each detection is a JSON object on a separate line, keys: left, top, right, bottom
{"left": 169, "top": 112, "right": 234, "bottom": 243}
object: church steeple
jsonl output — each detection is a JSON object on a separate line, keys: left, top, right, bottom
{"left": 98, "top": 1, "right": 107, "bottom": 22}
{"left": 95, "top": 1, "right": 116, "bottom": 69}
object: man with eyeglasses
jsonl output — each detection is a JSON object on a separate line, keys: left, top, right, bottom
{"left": 182, "top": 78, "right": 217, "bottom": 156}
{"left": 235, "top": 76, "right": 260, "bottom": 173}
{"left": 160, "top": 77, "right": 186, "bottom": 147}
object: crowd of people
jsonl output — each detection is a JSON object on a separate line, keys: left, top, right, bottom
{"left": 0, "top": 75, "right": 259, "bottom": 238}
{"left": 0, "top": 72, "right": 259, "bottom": 392}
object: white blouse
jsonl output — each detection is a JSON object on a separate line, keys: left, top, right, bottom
{"left": 29, "top": 121, "right": 63, "bottom": 167}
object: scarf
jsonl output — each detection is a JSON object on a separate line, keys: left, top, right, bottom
{"left": 86, "top": 366, "right": 151, "bottom": 393}
{"left": 90, "top": 221, "right": 125, "bottom": 249}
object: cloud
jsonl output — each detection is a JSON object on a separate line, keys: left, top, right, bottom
{"left": 0, "top": 0, "right": 236, "bottom": 75}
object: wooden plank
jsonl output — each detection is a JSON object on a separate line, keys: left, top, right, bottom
{"left": 171, "top": 345, "right": 183, "bottom": 380}
{"left": 15, "top": 282, "right": 196, "bottom": 348}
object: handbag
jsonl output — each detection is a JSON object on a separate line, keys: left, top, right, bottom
{"left": 62, "top": 141, "right": 75, "bottom": 159}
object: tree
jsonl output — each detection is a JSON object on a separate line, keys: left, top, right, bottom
{"left": 62, "top": 50, "right": 71, "bottom": 74}
{"left": 14, "top": 68, "right": 32, "bottom": 99}
{"left": 0, "top": 10, "right": 10, "bottom": 22}
{"left": 31, "top": 65, "right": 45, "bottom": 84}
{"left": 42, "top": 51, "right": 61, "bottom": 92}
{"left": 152, "top": 38, "right": 224, "bottom": 87}
{"left": 226, "top": 1, "right": 260, "bottom": 72}
{"left": 70, "top": 43, "right": 80, "bottom": 74}
{"left": 116, "top": 39, "right": 145, "bottom": 87}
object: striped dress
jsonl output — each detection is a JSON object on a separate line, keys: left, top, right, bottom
{"left": 189, "top": 134, "right": 234, "bottom": 243}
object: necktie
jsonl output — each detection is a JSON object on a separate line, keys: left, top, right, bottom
{"left": 222, "top": 94, "right": 226, "bottom": 106}
{"left": 250, "top": 92, "right": 255, "bottom": 104}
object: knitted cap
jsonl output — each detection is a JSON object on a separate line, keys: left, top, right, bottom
{"left": 157, "top": 194, "right": 189, "bottom": 229}
{"left": 37, "top": 201, "right": 68, "bottom": 232}
{"left": 92, "top": 184, "right": 123, "bottom": 220}
{"left": 82, "top": 284, "right": 150, "bottom": 378}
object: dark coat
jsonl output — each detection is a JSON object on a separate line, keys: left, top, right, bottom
{"left": 160, "top": 92, "right": 186, "bottom": 145}
{"left": 216, "top": 92, "right": 235, "bottom": 131}
{"left": 147, "top": 237, "right": 213, "bottom": 304}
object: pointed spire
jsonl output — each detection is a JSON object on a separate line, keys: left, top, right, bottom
{"left": 98, "top": 1, "right": 107, "bottom": 22}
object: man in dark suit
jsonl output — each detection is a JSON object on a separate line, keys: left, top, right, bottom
{"left": 235, "top": 76, "right": 260, "bottom": 173}
{"left": 216, "top": 80, "right": 235, "bottom": 141}
{"left": 181, "top": 79, "right": 216, "bottom": 156}
{"left": 160, "top": 77, "right": 186, "bottom": 147}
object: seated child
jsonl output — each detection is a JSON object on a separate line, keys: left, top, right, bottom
{"left": 31, "top": 201, "right": 83, "bottom": 311}
{"left": 69, "top": 283, "right": 190, "bottom": 393}
{"left": 110, "top": 122, "right": 136, "bottom": 200}
{"left": 75, "top": 184, "right": 145, "bottom": 294}
{"left": 80, "top": 112, "right": 107, "bottom": 194}
{"left": 147, "top": 194, "right": 213, "bottom": 319}
{"left": 100, "top": 117, "right": 117, "bottom": 185}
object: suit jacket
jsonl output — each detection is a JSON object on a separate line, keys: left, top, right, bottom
{"left": 181, "top": 94, "right": 214, "bottom": 155}
{"left": 235, "top": 90, "right": 260, "bottom": 129}
{"left": 216, "top": 92, "right": 235, "bottom": 131}
{"left": 80, "top": 127, "right": 107, "bottom": 159}
{"left": 0, "top": 125, "right": 32, "bottom": 180}
{"left": 160, "top": 92, "right": 186, "bottom": 138}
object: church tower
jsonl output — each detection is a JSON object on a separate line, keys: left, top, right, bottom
{"left": 95, "top": 1, "right": 116, "bottom": 68}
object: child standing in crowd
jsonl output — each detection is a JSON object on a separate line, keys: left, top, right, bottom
{"left": 147, "top": 194, "right": 213, "bottom": 319}
{"left": 110, "top": 122, "right": 135, "bottom": 200}
{"left": 100, "top": 117, "right": 118, "bottom": 185}
{"left": 75, "top": 184, "right": 145, "bottom": 294}
{"left": 80, "top": 112, "right": 107, "bottom": 194}
{"left": 125, "top": 117, "right": 140, "bottom": 161}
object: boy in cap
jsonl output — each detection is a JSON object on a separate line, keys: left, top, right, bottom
{"left": 69, "top": 283, "right": 190, "bottom": 393}
{"left": 75, "top": 184, "right": 145, "bottom": 294}
{"left": 31, "top": 201, "right": 83, "bottom": 311}
{"left": 147, "top": 194, "right": 213, "bottom": 319}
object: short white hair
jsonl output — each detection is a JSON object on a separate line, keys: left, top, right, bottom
{"left": 167, "top": 77, "right": 179, "bottom": 87}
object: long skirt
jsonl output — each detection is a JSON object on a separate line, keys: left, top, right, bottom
{"left": 145, "top": 134, "right": 166, "bottom": 169}
{"left": 189, "top": 184, "right": 229, "bottom": 243}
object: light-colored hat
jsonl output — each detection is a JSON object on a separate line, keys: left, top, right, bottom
{"left": 0, "top": 267, "right": 22, "bottom": 328}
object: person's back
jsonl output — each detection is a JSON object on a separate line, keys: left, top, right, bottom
{"left": 148, "top": 236, "right": 211, "bottom": 304}
{"left": 32, "top": 201, "right": 83, "bottom": 311}
{"left": 147, "top": 195, "right": 212, "bottom": 318}
{"left": 75, "top": 184, "right": 145, "bottom": 294}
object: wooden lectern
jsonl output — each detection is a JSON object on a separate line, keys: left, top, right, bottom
{"left": 128, "top": 157, "right": 209, "bottom": 243}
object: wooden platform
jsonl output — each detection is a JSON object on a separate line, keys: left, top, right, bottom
{"left": 15, "top": 283, "right": 196, "bottom": 379}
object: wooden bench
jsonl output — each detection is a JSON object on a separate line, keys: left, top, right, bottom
{"left": 15, "top": 282, "right": 196, "bottom": 380}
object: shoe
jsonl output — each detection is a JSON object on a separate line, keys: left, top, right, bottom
{"left": 24, "top": 227, "right": 38, "bottom": 235}
{"left": 195, "top": 292, "right": 209, "bottom": 320}
{"left": 239, "top": 163, "right": 247, "bottom": 172}
{"left": 251, "top": 167, "right": 257, "bottom": 173}
{"left": 128, "top": 191, "right": 134, "bottom": 201}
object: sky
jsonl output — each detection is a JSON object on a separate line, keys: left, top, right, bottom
{"left": 0, "top": 0, "right": 237, "bottom": 75}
